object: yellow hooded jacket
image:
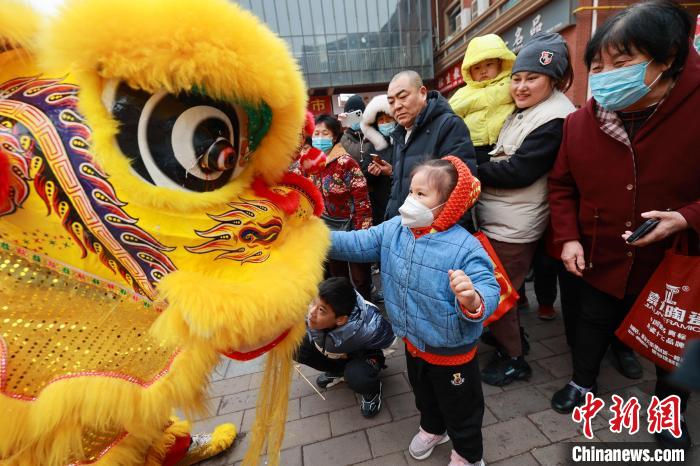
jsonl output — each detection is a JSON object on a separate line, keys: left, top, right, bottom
{"left": 449, "top": 34, "right": 516, "bottom": 147}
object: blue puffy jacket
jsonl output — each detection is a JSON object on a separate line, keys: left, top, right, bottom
{"left": 330, "top": 216, "right": 500, "bottom": 355}
{"left": 308, "top": 291, "right": 395, "bottom": 358}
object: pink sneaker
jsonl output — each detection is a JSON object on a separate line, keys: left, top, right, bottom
{"left": 449, "top": 449, "right": 485, "bottom": 466}
{"left": 408, "top": 427, "right": 449, "bottom": 460}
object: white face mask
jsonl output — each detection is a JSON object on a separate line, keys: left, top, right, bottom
{"left": 398, "top": 195, "right": 445, "bottom": 228}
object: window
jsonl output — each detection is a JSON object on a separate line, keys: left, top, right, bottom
{"left": 472, "top": 0, "right": 490, "bottom": 19}
{"left": 446, "top": 5, "right": 461, "bottom": 36}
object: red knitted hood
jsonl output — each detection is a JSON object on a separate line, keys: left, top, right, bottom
{"left": 411, "top": 156, "right": 481, "bottom": 237}
{"left": 433, "top": 156, "right": 481, "bottom": 230}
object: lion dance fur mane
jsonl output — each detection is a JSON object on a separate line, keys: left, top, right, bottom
{"left": 0, "top": 1, "right": 329, "bottom": 464}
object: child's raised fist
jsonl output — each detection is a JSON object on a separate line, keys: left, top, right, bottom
{"left": 448, "top": 269, "right": 482, "bottom": 312}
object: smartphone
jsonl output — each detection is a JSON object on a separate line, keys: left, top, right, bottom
{"left": 370, "top": 153, "right": 381, "bottom": 164}
{"left": 344, "top": 109, "right": 363, "bottom": 127}
{"left": 626, "top": 218, "right": 660, "bottom": 244}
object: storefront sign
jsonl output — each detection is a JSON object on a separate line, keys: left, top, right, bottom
{"left": 502, "top": 0, "right": 575, "bottom": 51}
{"left": 307, "top": 95, "right": 333, "bottom": 116}
{"left": 437, "top": 63, "right": 464, "bottom": 94}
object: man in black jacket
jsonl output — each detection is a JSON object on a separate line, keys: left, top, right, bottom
{"left": 370, "top": 70, "right": 475, "bottom": 219}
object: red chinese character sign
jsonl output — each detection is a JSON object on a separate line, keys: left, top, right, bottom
{"left": 616, "top": 240, "right": 700, "bottom": 371}
{"left": 571, "top": 394, "right": 682, "bottom": 439}
{"left": 572, "top": 392, "right": 605, "bottom": 439}
{"left": 437, "top": 64, "right": 465, "bottom": 94}
{"left": 307, "top": 96, "right": 332, "bottom": 116}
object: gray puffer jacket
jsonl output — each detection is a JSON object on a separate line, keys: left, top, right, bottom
{"left": 308, "top": 292, "right": 395, "bottom": 359}
{"left": 340, "top": 128, "right": 364, "bottom": 164}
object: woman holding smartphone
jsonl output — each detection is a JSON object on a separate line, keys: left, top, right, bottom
{"left": 360, "top": 94, "right": 396, "bottom": 226}
{"left": 548, "top": 1, "right": 699, "bottom": 449}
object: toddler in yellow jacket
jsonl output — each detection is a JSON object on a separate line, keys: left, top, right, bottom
{"left": 449, "top": 34, "right": 516, "bottom": 161}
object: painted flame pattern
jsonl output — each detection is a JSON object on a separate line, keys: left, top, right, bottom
{"left": 186, "top": 198, "right": 283, "bottom": 264}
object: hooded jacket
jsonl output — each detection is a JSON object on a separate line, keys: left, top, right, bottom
{"left": 359, "top": 94, "right": 394, "bottom": 224}
{"left": 307, "top": 291, "right": 395, "bottom": 359}
{"left": 449, "top": 34, "right": 516, "bottom": 147}
{"left": 476, "top": 90, "right": 575, "bottom": 243}
{"left": 386, "top": 91, "right": 476, "bottom": 219}
{"left": 360, "top": 94, "right": 393, "bottom": 152}
{"left": 330, "top": 157, "right": 500, "bottom": 355}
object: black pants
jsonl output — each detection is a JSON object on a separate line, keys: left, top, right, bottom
{"left": 572, "top": 280, "right": 690, "bottom": 411}
{"left": 406, "top": 350, "right": 484, "bottom": 463}
{"left": 533, "top": 250, "right": 583, "bottom": 347}
{"left": 294, "top": 334, "right": 383, "bottom": 396}
{"left": 533, "top": 250, "right": 632, "bottom": 353}
{"left": 327, "top": 259, "right": 373, "bottom": 302}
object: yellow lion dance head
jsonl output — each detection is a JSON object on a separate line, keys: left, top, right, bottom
{"left": 0, "top": 0, "right": 328, "bottom": 464}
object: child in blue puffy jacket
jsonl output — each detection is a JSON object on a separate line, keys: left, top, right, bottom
{"left": 330, "top": 156, "right": 500, "bottom": 466}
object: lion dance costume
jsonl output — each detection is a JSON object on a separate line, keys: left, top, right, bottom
{"left": 0, "top": 1, "right": 329, "bottom": 465}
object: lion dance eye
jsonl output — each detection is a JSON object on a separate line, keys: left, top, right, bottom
{"left": 102, "top": 80, "right": 249, "bottom": 193}
{"left": 200, "top": 137, "right": 238, "bottom": 173}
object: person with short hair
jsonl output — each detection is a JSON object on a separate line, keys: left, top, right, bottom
{"left": 294, "top": 277, "right": 395, "bottom": 418}
{"left": 548, "top": 1, "right": 698, "bottom": 449}
{"left": 330, "top": 156, "right": 500, "bottom": 466}
{"left": 379, "top": 70, "right": 476, "bottom": 221}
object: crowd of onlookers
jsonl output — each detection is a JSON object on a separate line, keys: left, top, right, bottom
{"left": 290, "top": 2, "right": 699, "bottom": 465}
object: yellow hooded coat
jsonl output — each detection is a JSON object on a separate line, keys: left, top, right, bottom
{"left": 449, "top": 34, "right": 516, "bottom": 147}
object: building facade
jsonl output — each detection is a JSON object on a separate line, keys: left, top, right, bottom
{"left": 236, "top": 0, "right": 435, "bottom": 114}
{"left": 433, "top": 0, "right": 700, "bottom": 107}
{"left": 239, "top": 1, "right": 699, "bottom": 112}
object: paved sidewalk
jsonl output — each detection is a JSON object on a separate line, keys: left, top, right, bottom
{"left": 196, "top": 284, "right": 699, "bottom": 465}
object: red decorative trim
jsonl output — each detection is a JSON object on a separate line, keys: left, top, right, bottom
{"left": 253, "top": 172, "right": 323, "bottom": 217}
{"left": 404, "top": 338, "right": 477, "bottom": 366}
{"left": 162, "top": 434, "right": 192, "bottom": 466}
{"left": 460, "top": 301, "right": 484, "bottom": 320}
{"left": 0, "top": 336, "right": 180, "bottom": 402}
{"left": 222, "top": 329, "right": 290, "bottom": 361}
{"left": 68, "top": 431, "right": 129, "bottom": 465}
{"left": 252, "top": 176, "right": 300, "bottom": 215}
{"left": 281, "top": 172, "right": 323, "bottom": 217}
{"left": 0, "top": 150, "right": 9, "bottom": 203}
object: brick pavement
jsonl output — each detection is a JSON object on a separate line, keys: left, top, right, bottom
{"left": 196, "top": 284, "right": 699, "bottom": 465}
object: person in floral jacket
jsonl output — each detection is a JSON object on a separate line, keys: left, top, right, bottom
{"left": 311, "top": 114, "right": 373, "bottom": 300}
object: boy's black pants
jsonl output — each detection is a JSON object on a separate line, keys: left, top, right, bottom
{"left": 406, "top": 349, "right": 484, "bottom": 463}
{"left": 294, "top": 334, "right": 384, "bottom": 396}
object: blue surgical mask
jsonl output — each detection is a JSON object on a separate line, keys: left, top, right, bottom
{"left": 589, "top": 61, "right": 663, "bottom": 112}
{"left": 312, "top": 137, "right": 333, "bottom": 153}
{"left": 378, "top": 122, "right": 396, "bottom": 137}
{"left": 350, "top": 122, "right": 361, "bottom": 131}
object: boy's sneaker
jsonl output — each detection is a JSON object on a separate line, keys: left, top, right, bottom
{"left": 360, "top": 382, "right": 382, "bottom": 418}
{"left": 316, "top": 372, "right": 344, "bottom": 389}
{"left": 408, "top": 427, "right": 449, "bottom": 460}
{"left": 481, "top": 355, "right": 531, "bottom": 387}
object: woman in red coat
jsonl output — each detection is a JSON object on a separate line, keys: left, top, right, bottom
{"left": 548, "top": 0, "right": 698, "bottom": 449}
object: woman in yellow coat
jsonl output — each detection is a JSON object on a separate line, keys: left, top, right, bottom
{"left": 449, "top": 33, "right": 516, "bottom": 161}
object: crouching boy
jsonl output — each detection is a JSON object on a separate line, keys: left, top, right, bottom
{"left": 295, "top": 277, "right": 395, "bottom": 417}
